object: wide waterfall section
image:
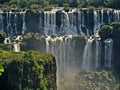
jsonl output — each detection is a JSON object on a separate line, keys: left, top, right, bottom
{"left": 0, "top": 8, "right": 120, "bottom": 36}
{"left": 0, "top": 9, "right": 27, "bottom": 36}
{"left": 0, "top": 8, "right": 119, "bottom": 90}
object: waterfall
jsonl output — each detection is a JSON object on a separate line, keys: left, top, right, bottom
{"left": 93, "top": 10, "right": 98, "bottom": 34}
{"left": 0, "top": 8, "right": 120, "bottom": 36}
{"left": 107, "top": 10, "right": 111, "bottom": 24}
{"left": 4, "top": 37, "right": 11, "bottom": 44}
{"left": 95, "top": 39, "right": 101, "bottom": 69}
{"left": 13, "top": 35, "right": 22, "bottom": 52}
{"left": 21, "top": 11, "right": 26, "bottom": 35}
{"left": 81, "top": 11, "right": 86, "bottom": 35}
{"left": 82, "top": 37, "right": 94, "bottom": 70}
{"left": 14, "top": 13, "right": 17, "bottom": 34}
{"left": 101, "top": 9, "right": 104, "bottom": 25}
{"left": 60, "top": 11, "right": 70, "bottom": 35}
{"left": 114, "top": 10, "right": 120, "bottom": 22}
{"left": 13, "top": 43, "right": 20, "bottom": 52}
{"left": 44, "top": 11, "right": 56, "bottom": 35}
{"left": 93, "top": 10, "right": 102, "bottom": 34}
{"left": 0, "top": 10, "right": 3, "bottom": 31}
{"left": 0, "top": 8, "right": 119, "bottom": 90}
{"left": 4, "top": 35, "right": 22, "bottom": 52}
{"left": 44, "top": 11, "right": 50, "bottom": 35}
{"left": 68, "top": 10, "right": 77, "bottom": 35}
{"left": 60, "top": 10, "right": 78, "bottom": 35}
{"left": 6, "top": 10, "right": 12, "bottom": 36}
{"left": 104, "top": 39, "right": 113, "bottom": 68}
{"left": 45, "top": 35, "right": 84, "bottom": 90}
{"left": 77, "top": 11, "right": 85, "bottom": 36}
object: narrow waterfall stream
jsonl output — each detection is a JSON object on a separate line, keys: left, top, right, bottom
{"left": 22, "top": 10, "right": 27, "bottom": 35}
{"left": 13, "top": 43, "right": 20, "bottom": 52}
{"left": 104, "top": 39, "right": 113, "bottom": 68}
{"left": 95, "top": 39, "right": 101, "bottom": 69}
{"left": 82, "top": 37, "right": 94, "bottom": 70}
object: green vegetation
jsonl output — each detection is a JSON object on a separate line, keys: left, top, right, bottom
{"left": 0, "top": 0, "right": 120, "bottom": 10}
{"left": 0, "top": 31, "right": 5, "bottom": 43}
{"left": 0, "top": 31, "right": 6, "bottom": 37}
{"left": 98, "top": 22, "right": 120, "bottom": 40}
{"left": 61, "top": 70, "right": 120, "bottom": 90}
{"left": 98, "top": 25, "right": 113, "bottom": 40}
{"left": 111, "top": 22, "right": 120, "bottom": 38}
{"left": 0, "top": 50, "right": 56, "bottom": 90}
{"left": 0, "top": 65, "right": 4, "bottom": 76}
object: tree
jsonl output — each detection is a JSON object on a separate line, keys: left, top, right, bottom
{"left": 0, "top": 65, "right": 4, "bottom": 76}
{"left": 98, "top": 25, "right": 113, "bottom": 40}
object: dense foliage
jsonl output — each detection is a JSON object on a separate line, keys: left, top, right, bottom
{"left": 0, "top": 0, "right": 120, "bottom": 10}
{"left": 0, "top": 65, "right": 4, "bottom": 76}
{"left": 98, "top": 22, "right": 120, "bottom": 40}
{"left": 0, "top": 50, "right": 56, "bottom": 90}
{"left": 0, "top": 31, "right": 5, "bottom": 43}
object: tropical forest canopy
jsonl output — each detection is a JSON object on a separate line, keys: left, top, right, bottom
{"left": 0, "top": 0, "right": 120, "bottom": 10}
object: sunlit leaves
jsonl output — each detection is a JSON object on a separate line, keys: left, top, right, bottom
{"left": 0, "top": 65, "right": 4, "bottom": 76}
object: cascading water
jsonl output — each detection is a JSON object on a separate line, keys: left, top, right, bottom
{"left": 114, "top": 10, "right": 120, "bottom": 22}
{"left": 104, "top": 39, "right": 113, "bottom": 68}
{"left": 14, "top": 13, "right": 17, "bottom": 34}
{"left": 6, "top": 10, "right": 12, "bottom": 36}
{"left": 0, "top": 8, "right": 120, "bottom": 36}
{"left": 82, "top": 37, "right": 94, "bottom": 70}
{"left": 0, "top": 10, "right": 3, "bottom": 31}
{"left": 60, "top": 11, "right": 73, "bottom": 35}
{"left": 95, "top": 39, "right": 101, "bottom": 69}
{"left": 4, "top": 35, "right": 22, "bottom": 52}
{"left": 93, "top": 10, "right": 102, "bottom": 34}
{"left": 13, "top": 43, "right": 20, "bottom": 52}
{"left": 107, "top": 10, "right": 111, "bottom": 24}
{"left": 45, "top": 35, "right": 85, "bottom": 90}
{"left": 0, "top": 8, "right": 118, "bottom": 90}
{"left": 77, "top": 11, "right": 85, "bottom": 36}
{"left": 0, "top": 10, "right": 27, "bottom": 36}
{"left": 21, "top": 10, "right": 27, "bottom": 35}
{"left": 43, "top": 11, "right": 57, "bottom": 35}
